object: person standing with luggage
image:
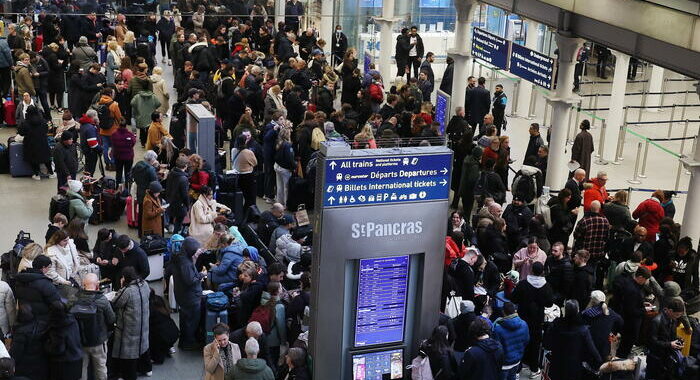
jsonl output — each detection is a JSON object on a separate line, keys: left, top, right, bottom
{"left": 96, "top": 87, "right": 123, "bottom": 171}
{"left": 169, "top": 237, "right": 205, "bottom": 351}
{"left": 20, "top": 105, "right": 55, "bottom": 180}
{"left": 75, "top": 273, "right": 115, "bottom": 380}
{"left": 0, "top": 34, "right": 12, "bottom": 98}
{"left": 273, "top": 127, "right": 294, "bottom": 208}
{"left": 232, "top": 135, "right": 259, "bottom": 210}
{"left": 141, "top": 181, "right": 166, "bottom": 237}
{"left": 110, "top": 121, "right": 136, "bottom": 187}
{"left": 79, "top": 109, "right": 101, "bottom": 177}
{"left": 165, "top": 156, "right": 190, "bottom": 235}
{"left": 132, "top": 150, "right": 159, "bottom": 234}
{"left": 52, "top": 132, "right": 79, "bottom": 190}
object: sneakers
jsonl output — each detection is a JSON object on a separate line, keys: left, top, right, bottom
{"left": 169, "top": 347, "right": 177, "bottom": 354}
{"left": 32, "top": 174, "right": 41, "bottom": 180}
{"left": 162, "top": 58, "right": 166, "bottom": 63}
{"left": 168, "top": 59, "right": 172, "bottom": 66}
{"left": 48, "top": 173, "right": 57, "bottom": 179}
{"left": 145, "top": 371, "right": 153, "bottom": 377}
{"left": 529, "top": 370, "right": 542, "bottom": 379}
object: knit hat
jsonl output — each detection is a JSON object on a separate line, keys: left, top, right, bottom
{"left": 148, "top": 180, "right": 163, "bottom": 193}
{"left": 663, "top": 281, "right": 682, "bottom": 298}
{"left": 60, "top": 132, "right": 74, "bottom": 142}
{"left": 460, "top": 300, "right": 475, "bottom": 313}
{"left": 68, "top": 179, "right": 82, "bottom": 193}
{"left": 79, "top": 36, "right": 88, "bottom": 45}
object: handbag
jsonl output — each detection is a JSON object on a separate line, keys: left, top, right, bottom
{"left": 444, "top": 291, "right": 461, "bottom": 318}
{"left": 295, "top": 204, "right": 309, "bottom": 226}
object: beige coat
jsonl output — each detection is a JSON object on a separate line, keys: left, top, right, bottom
{"left": 203, "top": 341, "right": 241, "bottom": 380}
{"left": 0, "top": 281, "right": 16, "bottom": 338}
{"left": 45, "top": 240, "right": 81, "bottom": 286}
{"left": 150, "top": 74, "right": 170, "bottom": 114}
{"left": 189, "top": 195, "right": 230, "bottom": 245}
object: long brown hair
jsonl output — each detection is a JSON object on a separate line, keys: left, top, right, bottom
{"left": 46, "top": 229, "right": 69, "bottom": 250}
{"left": 66, "top": 219, "right": 88, "bottom": 241}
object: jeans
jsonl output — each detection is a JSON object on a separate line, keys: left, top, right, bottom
{"left": 178, "top": 300, "right": 201, "bottom": 348}
{"left": 37, "top": 89, "right": 51, "bottom": 119}
{"left": 168, "top": 209, "right": 185, "bottom": 235}
{"left": 115, "top": 159, "right": 133, "bottom": 185}
{"left": 83, "top": 342, "right": 108, "bottom": 380}
{"left": 501, "top": 364, "right": 521, "bottom": 380}
{"left": 274, "top": 163, "right": 292, "bottom": 207}
{"left": 100, "top": 135, "right": 114, "bottom": 166}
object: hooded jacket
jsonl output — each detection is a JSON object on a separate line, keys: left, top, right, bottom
{"left": 78, "top": 115, "right": 100, "bottom": 153}
{"left": 130, "top": 91, "right": 162, "bottom": 129}
{"left": 165, "top": 168, "right": 190, "bottom": 219}
{"left": 132, "top": 160, "right": 158, "bottom": 203}
{"left": 493, "top": 314, "right": 530, "bottom": 365}
{"left": 66, "top": 189, "right": 94, "bottom": 222}
{"left": 510, "top": 275, "right": 554, "bottom": 328}
{"left": 97, "top": 95, "right": 124, "bottom": 136}
{"left": 228, "top": 357, "right": 274, "bottom": 380}
{"left": 12, "top": 269, "right": 62, "bottom": 324}
{"left": 543, "top": 317, "right": 602, "bottom": 380}
{"left": 170, "top": 237, "right": 204, "bottom": 307}
{"left": 459, "top": 337, "right": 504, "bottom": 380}
{"left": 571, "top": 264, "right": 595, "bottom": 308}
{"left": 75, "top": 289, "right": 116, "bottom": 343}
{"left": 210, "top": 245, "right": 245, "bottom": 286}
{"left": 14, "top": 61, "right": 35, "bottom": 96}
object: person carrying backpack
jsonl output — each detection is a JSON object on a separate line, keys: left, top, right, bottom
{"left": 474, "top": 159, "right": 506, "bottom": 206}
{"left": 95, "top": 88, "right": 123, "bottom": 171}
{"left": 73, "top": 273, "right": 115, "bottom": 380}
{"left": 511, "top": 156, "right": 544, "bottom": 206}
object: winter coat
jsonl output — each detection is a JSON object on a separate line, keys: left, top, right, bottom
{"left": 111, "top": 127, "right": 137, "bottom": 161}
{"left": 72, "top": 44, "right": 98, "bottom": 71}
{"left": 45, "top": 240, "right": 81, "bottom": 286}
{"left": 96, "top": 95, "right": 123, "bottom": 136}
{"left": 571, "top": 264, "right": 595, "bottom": 308}
{"left": 119, "top": 241, "right": 151, "bottom": 281}
{"left": 459, "top": 337, "right": 504, "bottom": 380}
{"left": 106, "top": 51, "right": 120, "bottom": 85}
{"left": 15, "top": 99, "right": 45, "bottom": 126}
{"left": 543, "top": 318, "right": 602, "bottom": 380}
{"left": 170, "top": 239, "right": 204, "bottom": 307}
{"left": 14, "top": 63, "right": 35, "bottom": 96}
{"left": 32, "top": 56, "right": 50, "bottom": 92}
{"left": 75, "top": 289, "right": 116, "bottom": 344}
{"left": 466, "top": 86, "right": 491, "bottom": 125}
{"left": 453, "top": 311, "right": 477, "bottom": 352}
{"left": 150, "top": 74, "right": 170, "bottom": 114}
{"left": 210, "top": 245, "right": 245, "bottom": 285}
{"left": 510, "top": 275, "right": 554, "bottom": 329}
{"left": 128, "top": 75, "right": 153, "bottom": 98}
{"left": 131, "top": 91, "right": 161, "bottom": 129}
{"left": 632, "top": 198, "right": 665, "bottom": 242}
{"left": 204, "top": 341, "right": 241, "bottom": 380}
{"left": 189, "top": 195, "right": 220, "bottom": 245}
{"left": 545, "top": 256, "right": 574, "bottom": 303}
{"left": 226, "top": 357, "right": 274, "bottom": 380}
{"left": 12, "top": 269, "right": 62, "bottom": 324}
{"left": 0, "top": 281, "right": 16, "bottom": 338}
{"left": 45, "top": 311, "right": 83, "bottom": 363}
{"left": 66, "top": 189, "right": 94, "bottom": 222}
{"left": 142, "top": 192, "right": 164, "bottom": 236}
{"left": 112, "top": 279, "right": 150, "bottom": 359}
{"left": 145, "top": 121, "right": 172, "bottom": 151}
{"left": 571, "top": 130, "right": 594, "bottom": 178}
{"left": 602, "top": 201, "right": 634, "bottom": 231}
{"left": 581, "top": 305, "right": 624, "bottom": 359}
{"left": 0, "top": 39, "right": 12, "bottom": 68}
{"left": 52, "top": 141, "right": 79, "bottom": 177}
{"left": 165, "top": 168, "right": 190, "bottom": 219}
{"left": 459, "top": 149, "right": 482, "bottom": 202}
{"left": 132, "top": 160, "right": 158, "bottom": 205}
{"left": 610, "top": 273, "right": 645, "bottom": 319}
{"left": 493, "top": 314, "right": 530, "bottom": 365}
{"left": 20, "top": 113, "right": 51, "bottom": 165}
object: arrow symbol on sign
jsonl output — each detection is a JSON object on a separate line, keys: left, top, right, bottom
{"left": 441, "top": 167, "right": 448, "bottom": 175}
{"left": 329, "top": 161, "right": 337, "bottom": 170}
{"left": 440, "top": 179, "right": 448, "bottom": 186}
{"left": 328, "top": 196, "right": 336, "bottom": 205}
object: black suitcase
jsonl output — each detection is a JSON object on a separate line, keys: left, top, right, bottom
{"left": 286, "top": 176, "right": 310, "bottom": 212}
{"left": 89, "top": 193, "right": 103, "bottom": 225}
{"left": 101, "top": 189, "right": 125, "bottom": 222}
{"left": 218, "top": 173, "right": 239, "bottom": 193}
{"left": 140, "top": 234, "right": 168, "bottom": 256}
{"left": 217, "top": 191, "right": 244, "bottom": 224}
{"left": 49, "top": 194, "right": 70, "bottom": 222}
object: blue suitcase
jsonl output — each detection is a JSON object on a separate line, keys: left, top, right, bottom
{"left": 205, "top": 309, "right": 228, "bottom": 340}
{"left": 9, "top": 140, "right": 33, "bottom": 177}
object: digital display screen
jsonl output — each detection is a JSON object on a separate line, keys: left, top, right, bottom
{"left": 353, "top": 349, "right": 404, "bottom": 380}
{"left": 354, "top": 256, "right": 409, "bottom": 347}
{"left": 435, "top": 91, "right": 450, "bottom": 136}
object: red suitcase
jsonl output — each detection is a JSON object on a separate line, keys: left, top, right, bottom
{"left": 2, "top": 98, "right": 16, "bottom": 127}
{"left": 33, "top": 34, "right": 43, "bottom": 52}
{"left": 126, "top": 195, "right": 139, "bottom": 228}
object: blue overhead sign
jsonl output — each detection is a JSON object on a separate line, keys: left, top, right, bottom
{"left": 471, "top": 27, "right": 510, "bottom": 70}
{"left": 509, "top": 43, "right": 556, "bottom": 89}
{"left": 323, "top": 154, "right": 452, "bottom": 207}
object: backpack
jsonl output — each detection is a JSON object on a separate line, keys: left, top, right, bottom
{"left": 206, "top": 291, "right": 229, "bottom": 312}
{"left": 473, "top": 172, "right": 490, "bottom": 198}
{"left": 70, "top": 298, "right": 101, "bottom": 347}
{"left": 93, "top": 101, "right": 114, "bottom": 130}
{"left": 249, "top": 304, "right": 274, "bottom": 333}
{"left": 408, "top": 354, "right": 434, "bottom": 380}
{"left": 216, "top": 76, "right": 232, "bottom": 99}
{"left": 512, "top": 171, "right": 536, "bottom": 204}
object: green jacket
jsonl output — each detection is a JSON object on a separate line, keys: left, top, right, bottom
{"left": 130, "top": 91, "right": 161, "bottom": 129}
{"left": 225, "top": 358, "right": 274, "bottom": 380}
{"left": 67, "top": 190, "right": 93, "bottom": 222}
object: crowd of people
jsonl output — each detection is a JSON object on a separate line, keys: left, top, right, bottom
{"left": 0, "top": 1, "right": 698, "bottom": 380}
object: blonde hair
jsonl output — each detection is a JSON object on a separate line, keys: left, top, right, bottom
{"left": 108, "top": 40, "right": 119, "bottom": 52}
{"left": 124, "top": 31, "right": 135, "bottom": 44}
{"left": 21, "top": 243, "right": 44, "bottom": 261}
{"left": 269, "top": 85, "right": 281, "bottom": 95}
{"left": 189, "top": 154, "right": 204, "bottom": 171}
{"left": 152, "top": 66, "right": 163, "bottom": 75}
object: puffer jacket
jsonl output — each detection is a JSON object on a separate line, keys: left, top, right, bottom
{"left": 45, "top": 240, "right": 81, "bottom": 286}
{"left": 130, "top": 91, "right": 161, "bottom": 129}
{"left": 66, "top": 189, "right": 94, "bottom": 222}
{"left": 493, "top": 314, "right": 530, "bottom": 366}
{"left": 0, "top": 281, "right": 16, "bottom": 338}
{"left": 209, "top": 245, "right": 245, "bottom": 285}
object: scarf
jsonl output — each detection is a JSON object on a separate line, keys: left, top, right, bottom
{"left": 270, "top": 92, "right": 285, "bottom": 111}
{"left": 21, "top": 98, "right": 35, "bottom": 118}
{"left": 109, "top": 49, "right": 122, "bottom": 66}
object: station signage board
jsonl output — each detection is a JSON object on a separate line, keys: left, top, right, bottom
{"left": 471, "top": 27, "right": 510, "bottom": 70}
{"left": 509, "top": 43, "right": 556, "bottom": 89}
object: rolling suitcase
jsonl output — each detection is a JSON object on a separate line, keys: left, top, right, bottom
{"left": 204, "top": 309, "right": 228, "bottom": 340}
{"left": 89, "top": 193, "right": 103, "bottom": 225}
{"left": 8, "top": 140, "right": 33, "bottom": 177}
{"left": 100, "top": 189, "right": 124, "bottom": 222}
{"left": 126, "top": 195, "right": 139, "bottom": 228}
{"left": 2, "top": 98, "right": 16, "bottom": 127}
{"left": 286, "top": 176, "right": 309, "bottom": 212}
{"left": 49, "top": 194, "right": 70, "bottom": 222}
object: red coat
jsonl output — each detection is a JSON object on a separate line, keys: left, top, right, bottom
{"left": 632, "top": 198, "right": 665, "bottom": 242}
{"left": 189, "top": 170, "right": 210, "bottom": 192}
{"left": 445, "top": 236, "right": 466, "bottom": 268}
{"left": 583, "top": 178, "right": 608, "bottom": 211}
{"left": 368, "top": 83, "right": 384, "bottom": 104}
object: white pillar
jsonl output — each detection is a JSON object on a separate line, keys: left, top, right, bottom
{"left": 275, "top": 0, "right": 285, "bottom": 30}
{"left": 545, "top": 33, "right": 584, "bottom": 190}
{"left": 319, "top": 0, "right": 334, "bottom": 56}
{"left": 515, "top": 19, "right": 539, "bottom": 117}
{"left": 645, "top": 64, "right": 664, "bottom": 109}
{"left": 448, "top": 0, "right": 478, "bottom": 113}
{"left": 681, "top": 146, "right": 700, "bottom": 245}
{"left": 601, "top": 51, "right": 629, "bottom": 162}
{"left": 376, "top": 0, "right": 397, "bottom": 84}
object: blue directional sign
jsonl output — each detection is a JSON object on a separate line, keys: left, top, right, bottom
{"left": 323, "top": 154, "right": 452, "bottom": 207}
{"left": 435, "top": 91, "right": 450, "bottom": 136}
{"left": 509, "top": 43, "right": 556, "bottom": 89}
{"left": 471, "top": 27, "right": 510, "bottom": 70}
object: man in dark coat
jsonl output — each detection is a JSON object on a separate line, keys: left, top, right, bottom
{"left": 165, "top": 156, "right": 191, "bottom": 235}
{"left": 76, "top": 64, "right": 105, "bottom": 116}
{"left": 316, "top": 82, "right": 335, "bottom": 116}
{"left": 52, "top": 132, "right": 79, "bottom": 190}
{"left": 168, "top": 237, "right": 204, "bottom": 350}
{"left": 610, "top": 266, "right": 651, "bottom": 358}
{"left": 565, "top": 168, "right": 586, "bottom": 212}
{"left": 510, "top": 262, "right": 554, "bottom": 377}
{"left": 452, "top": 300, "right": 477, "bottom": 352}
{"left": 446, "top": 107, "right": 470, "bottom": 149}
{"left": 646, "top": 298, "right": 686, "bottom": 380}
{"left": 545, "top": 242, "right": 574, "bottom": 305}
{"left": 115, "top": 235, "right": 150, "bottom": 281}
{"left": 331, "top": 25, "right": 348, "bottom": 66}
{"left": 439, "top": 57, "right": 454, "bottom": 95}
{"left": 394, "top": 28, "right": 410, "bottom": 78}
{"left": 525, "top": 123, "right": 544, "bottom": 160}
{"left": 466, "top": 77, "right": 491, "bottom": 136}
{"left": 570, "top": 250, "right": 595, "bottom": 308}
{"left": 459, "top": 318, "right": 504, "bottom": 380}
{"left": 571, "top": 120, "right": 594, "bottom": 177}
{"left": 407, "top": 26, "right": 425, "bottom": 80}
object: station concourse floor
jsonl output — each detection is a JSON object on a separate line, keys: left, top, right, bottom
{"left": 0, "top": 49, "right": 695, "bottom": 379}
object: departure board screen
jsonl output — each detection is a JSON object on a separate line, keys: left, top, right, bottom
{"left": 354, "top": 256, "right": 410, "bottom": 347}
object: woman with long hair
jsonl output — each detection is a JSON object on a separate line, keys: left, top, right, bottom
{"left": 353, "top": 123, "right": 377, "bottom": 149}
{"left": 157, "top": 136, "right": 179, "bottom": 169}
{"left": 65, "top": 218, "right": 90, "bottom": 264}
{"left": 119, "top": 55, "right": 134, "bottom": 83}
{"left": 273, "top": 127, "right": 295, "bottom": 207}
{"left": 420, "top": 325, "right": 457, "bottom": 379}
{"left": 232, "top": 135, "right": 259, "bottom": 209}
{"left": 188, "top": 154, "right": 210, "bottom": 198}
{"left": 106, "top": 40, "right": 122, "bottom": 85}
{"left": 495, "top": 135, "right": 511, "bottom": 187}
{"left": 44, "top": 229, "right": 80, "bottom": 286}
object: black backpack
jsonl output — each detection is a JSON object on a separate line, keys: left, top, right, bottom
{"left": 474, "top": 172, "right": 490, "bottom": 198}
{"left": 512, "top": 172, "right": 536, "bottom": 204}
{"left": 93, "top": 101, "right": 115, "bottom": 130}
{"left": 70, "top": 298, "right": 101, "bottom": 347}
